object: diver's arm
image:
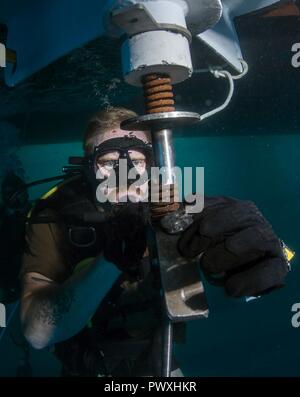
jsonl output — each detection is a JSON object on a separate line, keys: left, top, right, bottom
{"left": 20, "top": 255, "right": 120, "bottom": 349}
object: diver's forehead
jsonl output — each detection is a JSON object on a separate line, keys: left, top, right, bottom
{"left": 93, "top": 127, "right": 151, "bottom": 147}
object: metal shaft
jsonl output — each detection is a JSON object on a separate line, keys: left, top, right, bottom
{"left": 162, "top": 319, "right": 173, "bottom": 377}
{"left": 151, "top": 128, "right": 175, "bottom": 185}
{"left": 143, "top": 73, "right": 176, "bottom": 377}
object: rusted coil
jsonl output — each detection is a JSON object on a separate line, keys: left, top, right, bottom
{"left": 142, "top": 74, "right": 179, "bottom": 217}
{"left": 149, "top": 183, "right": 180, "bottom": 219}
{"left": 150, "top": 201, "right": 180, "bottom": 218}
{"left": 142, "top": 74, "right": 175, "bottom": 114}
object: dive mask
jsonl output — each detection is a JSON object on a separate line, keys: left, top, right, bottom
{"left": 86, "top": 136, "right": 153, "bottom": 209}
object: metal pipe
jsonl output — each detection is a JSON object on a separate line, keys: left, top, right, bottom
{"left": 151, "top": 128, "right": 175, "bottom": 185}
{"left": 162, "top": 319, "right": 173, "bottom": 377}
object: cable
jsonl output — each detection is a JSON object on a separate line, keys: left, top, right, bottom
{"left": 200, "top": 69, "right": 234, "bottom": 121}
{"left": 199, "top": 60, "right": 248, "bottom": 121}
{"left": 231, "top": 59, "right": 249, "bottom": 80}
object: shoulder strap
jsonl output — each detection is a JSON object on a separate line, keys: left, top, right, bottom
{"left": 27, "top": 175, "right": 96, "bottom": 224}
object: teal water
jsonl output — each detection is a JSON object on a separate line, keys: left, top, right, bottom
{"left": 0, "top": 13, "right": 299, "bottom": 377}
{"left": 174, "top": 133, "right": 300, "bottom": 376}
{"left": 2, "top": 131, "right": 296, "bottom": 376}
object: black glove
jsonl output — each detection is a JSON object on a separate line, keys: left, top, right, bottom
{"left": 178, "top": 196, "right": 289, "bottom": 298}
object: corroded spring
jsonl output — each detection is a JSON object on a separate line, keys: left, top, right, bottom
{"left": 142, "top": 74, "right": 179, "bottom": 216}
{"left": 150, "top": 183, "right": 180, "bottom": 218}
{"left": 142, "top": 74, "right": 175, "bottom": 114}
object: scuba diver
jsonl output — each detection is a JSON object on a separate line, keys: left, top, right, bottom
{"left": 19, "top": 107, "right": 290, "bottom": 377}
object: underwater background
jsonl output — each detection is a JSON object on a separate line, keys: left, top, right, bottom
{"left": 0, "top": 12, "right": 299, "bottom": 376}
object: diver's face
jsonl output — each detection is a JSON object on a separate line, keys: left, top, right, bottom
{"left": 96, "top": 149, "right": 147, "bottom": 178}
{"left": 92, "top": 128, "right": 151, "bottom": 203}
{"left": 95, "top": 149, "right": 149, "bottom": 203}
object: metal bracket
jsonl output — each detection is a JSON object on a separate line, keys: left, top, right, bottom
{"left": 111, "top": 4, "right": 192, "bottom": 42}
{"left": 110, "top": 0, "right": 223, "bottom": 38}
{"left": 154, "top": 228, "right": 209, "bottom": 322}
{"left": 121, "top": 110, "right": 201, "bottom": 131}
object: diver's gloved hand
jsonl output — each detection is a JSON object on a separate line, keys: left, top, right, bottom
{"left": 178, "top": 196, "right": 289, "bottom": 297}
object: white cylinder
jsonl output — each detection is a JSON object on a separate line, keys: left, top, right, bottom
{"left": 121, "top": 30, "right": 193, "bottom": 86}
